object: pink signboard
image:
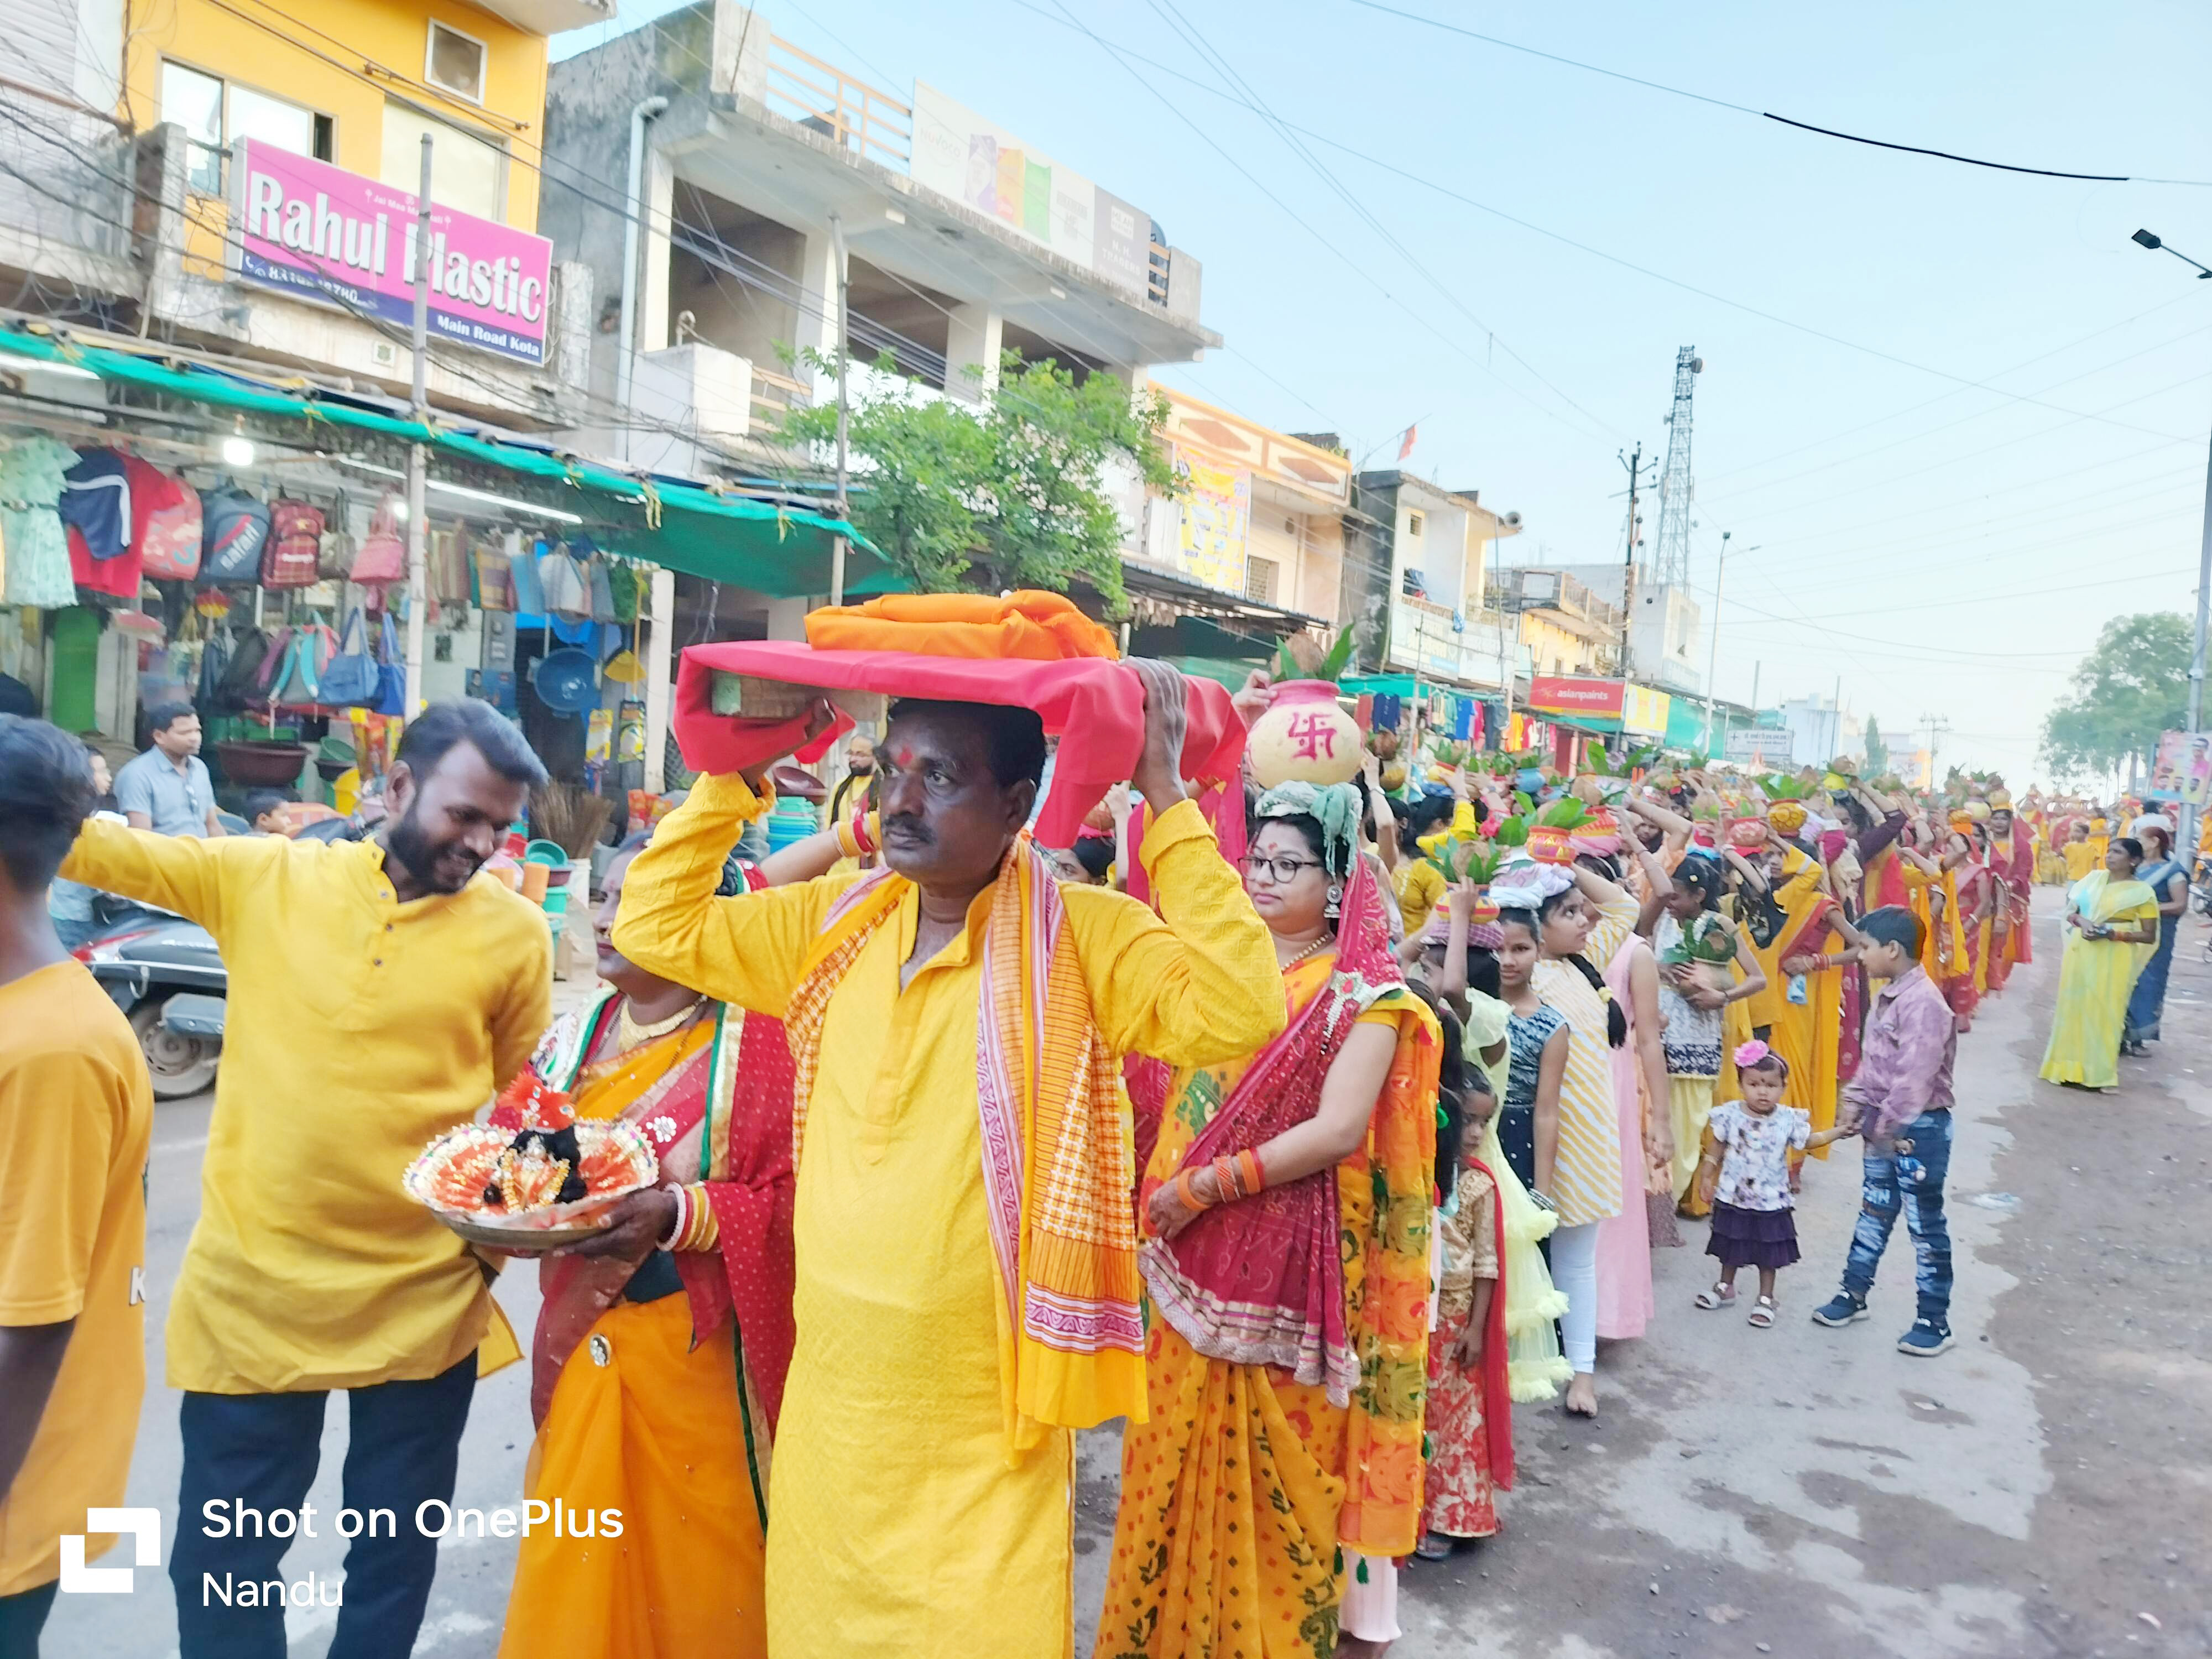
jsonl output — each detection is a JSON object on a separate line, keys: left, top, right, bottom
{"left": 229, "top": 139, "right": 552, "bottom": 367}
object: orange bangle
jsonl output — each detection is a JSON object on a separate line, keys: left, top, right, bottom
{"left": 1212, "top": 1155, "right": 1241, "bottom": 1203}
{"left": 1238, "top": 1149, "right": 1264, "bottom": 1196}
{"left": 1176, "top": 1168, "right": 1215, "bottom": 1212}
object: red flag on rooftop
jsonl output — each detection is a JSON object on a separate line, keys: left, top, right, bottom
{"left": 1397, "top": 424, "right": 1417, "bottom": 460}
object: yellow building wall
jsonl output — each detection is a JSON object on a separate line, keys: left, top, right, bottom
{"left": 123, "top": 0, "right": 550, "bottom": 277}
{"left": 1520, "top": 613, "right": 1601, "bottom": 679}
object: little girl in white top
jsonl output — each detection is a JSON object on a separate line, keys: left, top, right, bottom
{"left": 1693, "top": 1042, "right": 1849, "bottom": 1327}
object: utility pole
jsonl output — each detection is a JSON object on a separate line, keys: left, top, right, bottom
{"left": 827, "top": 212, "right": 851, "bottom": 609}
{"left": 1703, "top": 530, "right": 1729, "bottom": 759}
{"left": 2188, "top": 420, "right": 2212, "bottom": 860}
{"left": 1616, "top": 444, "right": 1652, "bottom": 679}
{"left": 1832, "top": 672, "right": 1843, "bottom": 765}
{"left": 402, "top": 134, "right": 432, "bottom": 719}
{"left": 1921, "top": 712, "right": 1953, "bottom": 790}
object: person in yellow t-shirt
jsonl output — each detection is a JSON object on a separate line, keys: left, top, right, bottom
{"left": 54, "top": 700, "right": 553, "bottom": 1659}
{"left": 2062, "top": 820, "right": 2101, "bottom": 884}
{"left": 0, "top": 716, "right": 154, "bottom": 1656}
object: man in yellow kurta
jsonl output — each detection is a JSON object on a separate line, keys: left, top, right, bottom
{"left": 613, "top": 664, "right": 1283, "bottom": 1658}
{"left": 55, "top": 700, "right": 552, "bottom": 1659}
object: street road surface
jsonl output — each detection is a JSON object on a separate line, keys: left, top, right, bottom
{"left": 50, "top": 897, "right": 2209, "bottom": 1656}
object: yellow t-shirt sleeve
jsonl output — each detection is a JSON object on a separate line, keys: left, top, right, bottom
{"left": 0, "top": 1052, "right": 119, "bottom": 1324}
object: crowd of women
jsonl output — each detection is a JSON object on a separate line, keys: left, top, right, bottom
{"left": 472, "top": 688, "right": 2190, "bottom": 1659}
{"left": 1061, "top": 742, "right": 2194, "bottom": 1653}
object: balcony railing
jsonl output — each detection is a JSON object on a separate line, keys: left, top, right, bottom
{"left": 765, "top": 36, "right": 912, "bottom": 168}
{"left": 749, "top": 362, "right": 810, "bottom": 430}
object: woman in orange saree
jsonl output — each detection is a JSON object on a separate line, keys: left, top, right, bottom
{"left": 498, "top": 837, "right": 827, "bottom": 1659}
{"left": 1099, "top": 781, "right": 1439, "bottom": 1659}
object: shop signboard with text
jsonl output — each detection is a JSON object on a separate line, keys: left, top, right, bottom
{"left": 1525, "top": 676, "right": 1624, "bottom": 721}
{"left": 228, "top": 140, "right": 552, "bottom": 367}
{"left": 1725, "top": 726, "right": 1790, "bottom": 764}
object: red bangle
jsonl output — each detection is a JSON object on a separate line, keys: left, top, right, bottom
{"left": 849, "top": 805, "right": 878, "bottom": 855}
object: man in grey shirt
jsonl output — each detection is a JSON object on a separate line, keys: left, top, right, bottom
{"left": 113, "top": 702, "right": 225, "bottom": 838}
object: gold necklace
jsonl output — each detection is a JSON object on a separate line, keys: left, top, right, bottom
{"left": 1277, "top": 933, "right": 1335, "bottom": 971}
{"left": 619, "top": 995, "right": 705, "bottom": 1048}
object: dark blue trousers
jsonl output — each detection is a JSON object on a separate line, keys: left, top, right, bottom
{"left": 0, "top": 1581, "right": 58, "bottom": 1659}
{"left": 169, "top": 1353, "right": 476, "bottom": 1659}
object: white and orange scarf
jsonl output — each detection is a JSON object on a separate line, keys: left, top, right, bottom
{"left": 782, "top": 834, "right": 1146, "bottom": 1459}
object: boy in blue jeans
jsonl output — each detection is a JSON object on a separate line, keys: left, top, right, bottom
{"left": 1813, "top": 906, "right": 1958, "bottom": 1356}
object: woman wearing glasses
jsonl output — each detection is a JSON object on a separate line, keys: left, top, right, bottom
{"left": 1098, "top": 780, "right": 1441, "bottom": 1659}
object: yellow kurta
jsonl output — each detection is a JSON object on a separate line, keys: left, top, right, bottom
{"left": 612, "top": 776, "right": 1283, "bottom": 1659}
{"left": 59, "top": 820, "right": 550, "bottom": 1392}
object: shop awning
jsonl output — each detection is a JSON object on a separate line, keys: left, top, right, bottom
{"left": 0, "top": 327, "right": 901, "bottom": 599}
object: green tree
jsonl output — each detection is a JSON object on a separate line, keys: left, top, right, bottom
{"left": 782, "top": 351, "right": 1177, "bottom": 608}
{"left": 2040, "top": 611, "right": 2193, "bottom": 780}
{"left": 1862, "top": 714, "right": 1889, "bottom": 776}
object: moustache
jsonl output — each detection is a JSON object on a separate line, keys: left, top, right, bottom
{"left": 883, "top": 814, "right": 933, "bottom": 844}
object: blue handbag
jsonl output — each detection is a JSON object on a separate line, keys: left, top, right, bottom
{"left": 372, "top": 613, "right": 406, "bottom": 716}
{"left": 316, "top": 608, "right": 380, "bottom": 708}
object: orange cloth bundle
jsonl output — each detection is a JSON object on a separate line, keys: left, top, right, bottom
{"left": 804, "top": 589, "right": 1119, "bottom": 662}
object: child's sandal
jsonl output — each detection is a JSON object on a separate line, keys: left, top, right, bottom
{"left": 1748, "top": 1296, "right": 1777, "bottom": 1328}
{"left": 1694, "top": 1284, "right": 1736, "bottom": 1310}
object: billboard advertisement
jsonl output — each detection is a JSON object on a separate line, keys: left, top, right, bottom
{"left": 1173, "top": 451, "right": 1249, "bottom": 594}
{"left": 2147, "top": 729, "right": 2212, "bottom": 808}
{"left": 911, "top": 85, "right": 1151, "bottom": 298}
{"left": 1621, "top": 683, "right": 1671, "bottom": 739}
{"left": 229, "top": 139, "right": 552, "bottom": 367}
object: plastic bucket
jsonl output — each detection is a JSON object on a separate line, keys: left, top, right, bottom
{"left": 520, "top": 862, "right": 551, "bottom": 904}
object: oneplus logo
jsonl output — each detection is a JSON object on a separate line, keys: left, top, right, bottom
{"left": 59, "top": 1509, "right": 161, "bottom": 1593}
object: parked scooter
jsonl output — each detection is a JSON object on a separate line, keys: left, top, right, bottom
{"left": 75, "top": 907, "right": 226, "bottom": 1098}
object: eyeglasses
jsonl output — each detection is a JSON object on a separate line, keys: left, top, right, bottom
{"left": 1239, "top": 853, "right": 1322, "bottom": 884}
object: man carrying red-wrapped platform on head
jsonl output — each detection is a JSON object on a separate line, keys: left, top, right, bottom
{"left": 608, "top": 591, "right": 1285, "bottom": 1659}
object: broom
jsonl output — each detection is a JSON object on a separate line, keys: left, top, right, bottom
{"left": 531, "top": 782, "right": 615, "bottom": 860}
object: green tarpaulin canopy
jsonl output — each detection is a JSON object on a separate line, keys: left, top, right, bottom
{"left": 0, "top": 327, "right": 900, "bottom": 599}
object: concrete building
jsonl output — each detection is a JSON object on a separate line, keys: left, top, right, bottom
{"left": 1775, "top": 695, "right": 1864, "bottom": 770}
{"left": 0, "top": 0, "right": 607, "bottom": 421}
{"left": 1342, "top": 471, "right": 1524, "bottom": 693}
{"left": 1116, "top": 384, "right": 1348, "bottom": 648}
{"left": 1499, "top": 559, "right": 1703, "bottom": 695}
{"left": 1489, "top": 565, "right": 1622, "bottom": 680}
{"left": 539, "top": 0, "right": 1215, "bottom": 484}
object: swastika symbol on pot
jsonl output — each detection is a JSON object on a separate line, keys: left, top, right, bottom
{"left": 1285, "top": 712, "right": 1339, "bottom": 761}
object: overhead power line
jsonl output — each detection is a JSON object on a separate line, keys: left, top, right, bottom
{"left": 1348, "top": 0, "right": 2212, "bottom": 187}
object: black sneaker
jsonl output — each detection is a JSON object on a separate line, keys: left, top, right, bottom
{"left": 1811, "top": 1292, "right": 1867, "bottom": 1328}
{"left": 1897, "top": 1319, "right": 1954, "bottom": 1357}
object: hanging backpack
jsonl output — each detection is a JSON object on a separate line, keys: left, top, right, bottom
{"left": 270, "top": 623, "right": 336, "bottom": 707}
{"left": 200, "top": 484, "right": 272, "bottom": 583}
{"left": 349, "top": 494, "right": 406, "bottom": 585}
{"left": 316, "top": 490, "right": 356, "bottom": 580}
{"left": 211, "top": 626, "right": 272, "bottom": 710}
{"left": 262, "top": 497, "right": 324, "bottom": 588}
{"left": 317, "top": 608, "right": 380, "bottom": 708}
{"left": 138, "top": 473, "right": 204, "bottom": 581}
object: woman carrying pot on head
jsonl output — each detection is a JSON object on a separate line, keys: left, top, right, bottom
{"left": 1099, "top": 780, "right": 1440, "bottom": 1659}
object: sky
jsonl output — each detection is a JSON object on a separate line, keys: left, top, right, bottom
{"left": 559, "top": 0, "right": 2212, "bottom": 788}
